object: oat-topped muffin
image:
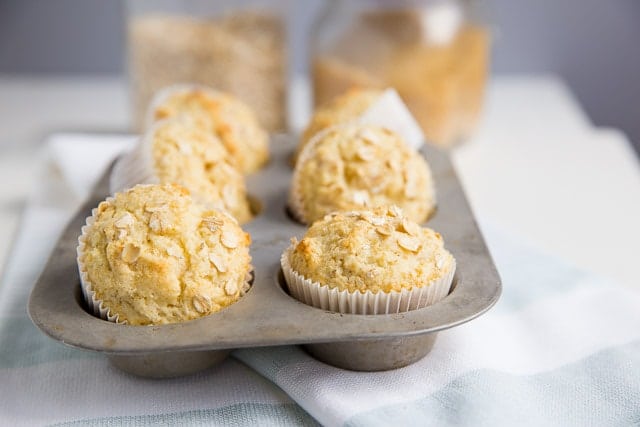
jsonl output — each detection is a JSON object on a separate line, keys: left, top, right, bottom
{"left": 281, "top": 206, "right": 455, "bottom": 314}
{"left": 295, "top": 88, "right": 383, "bottom": 163}
{"left": 77, "top": 184, "right": 252, "bottom": 326}
{"left": 290, "top": 123, "right": 435, "bottom": 224}
{"left": 148, "top": 85, "right": 269, "bottom": 174}
{"left": 111, "top": 116, "right": 252, "bottom": 224}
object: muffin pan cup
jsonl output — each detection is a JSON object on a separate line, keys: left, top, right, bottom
{"left": 28, "top": 136, "right": 501, "bottom": 377}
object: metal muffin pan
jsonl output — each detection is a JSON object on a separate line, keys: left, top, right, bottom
{"left": 28, "top": 136, "right": 501, "bottom": 378}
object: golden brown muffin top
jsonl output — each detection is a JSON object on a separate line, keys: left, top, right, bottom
{"left": 291, "top": 123, "right": 435, "bottom": 224}
{"left": 296, "top": 88, "right": 383, "bottom": 163}
{"left": 79, "top": 184, "right": 251, "bottom": 325}
{"left": 288, "top": 206, "right": 454, "bottom": 293}
{"left": 150, "top": 86, "right": 269, "bottom": 173}
{"left": 149, "top": 116, "right": 252, "bottom": 224}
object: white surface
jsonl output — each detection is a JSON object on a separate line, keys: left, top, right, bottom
{"left": 453, "top": 77, "right": 640, "bottom": 288}
{"left": 0, "top": 75, "right": 638, "bottom": 288}
{"left": 455, "top": 127, "right": 640, "bottom": 288}
{"left": 0, "top": 75, "right": 129, "bottom": 149}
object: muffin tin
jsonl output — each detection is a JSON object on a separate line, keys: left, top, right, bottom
{"left": 28, "top": 136, "right": 501, "bottom": 378}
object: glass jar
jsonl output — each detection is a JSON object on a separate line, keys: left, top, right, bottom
{"left": 126, "top": 0, "right": 288, "bottom": 132}
{"left": 311, "top": 0, "right": 490, "bottom": 147}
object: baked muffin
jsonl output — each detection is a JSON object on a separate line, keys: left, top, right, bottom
{"left": 147, "top": 84, "right": 269, "bottom": 174}
{"left": 295, "top": 88, "right": 383, "bottom": 163}
{"left": 290, "top": 123, "right": 435, "bottom": 224}
{"left": 77, "top": 184, "right": 252, "bottom": 325}
{"left": 281, "top": 206, "right": 455, "bottom": 314}
{"left": 111, "top": 116, "right": 253, "bottom": 224}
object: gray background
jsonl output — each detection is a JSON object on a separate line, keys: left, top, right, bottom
{"left": 1, "top": 0, "right": 639, "bottom": 153}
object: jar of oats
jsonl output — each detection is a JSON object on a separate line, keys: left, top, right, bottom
{"left": 311, "top": 0, "right": 490, "bottom": 147}
{"left": 126, "top": 0, "right": 288, "bottom": 133}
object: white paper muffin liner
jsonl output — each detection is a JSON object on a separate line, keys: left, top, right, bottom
{"left": 280, "top": 246, "right": 456, "bottom": 315}
{"left": 109, "top": 127, "right": 160, "bottom": 195}
{"left": 297, "top": 88, "right": 423, "bottom": 163}
{"left": 77, "top": 199, "right": 126, "bottom": 324}
{"left": 358, "top": 88, "right": 425, "bottom": 151}
{"left": 77, "top": 196, "right": 253, "bottom": 325}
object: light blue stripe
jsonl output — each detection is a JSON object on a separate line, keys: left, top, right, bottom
{"left": 345, "top": 340, "right": 640, "bottom": 427}
{"left": 0, "top": 316, "right": 98, "bottom": 369}
{"left": 476, "top": 221, "right": 608, "bottom": 313}
{"left": 49, "top": 403, "right": 319, "bottom": 427}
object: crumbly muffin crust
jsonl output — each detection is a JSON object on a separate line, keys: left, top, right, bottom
{"left": 291, "top": 124, "right": 435, "bottom": 224}
{"left": 295, "top": 88, "right": 383, "bottom": 163}
{"left": 288, "top": 206, "right": 454, "bottom": 294}
{"left": 79, "top": 184, "right": 251, "bottom": 326}
{"left": 150, "top": 116, "right": 252, "bottom": 224}
{"left": 150, "top": 86, "right": 269, "bottom": 173}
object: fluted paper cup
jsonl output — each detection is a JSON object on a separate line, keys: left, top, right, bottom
{"left": 280, "top": 246, "right": 455, "bottom": 315}
{"left": 77, "top": 199, "right": 126, "bottom": 323}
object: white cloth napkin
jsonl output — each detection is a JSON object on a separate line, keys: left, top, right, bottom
{"left": 1, "top": 134, "right": 639, "bottom": 426}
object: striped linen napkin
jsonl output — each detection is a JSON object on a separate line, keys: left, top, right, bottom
{"left": 0, "top": 134, "right": 638, "bottom": 426}
{"left": 236, "top": 223, "right": 640, "bottom": 426}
